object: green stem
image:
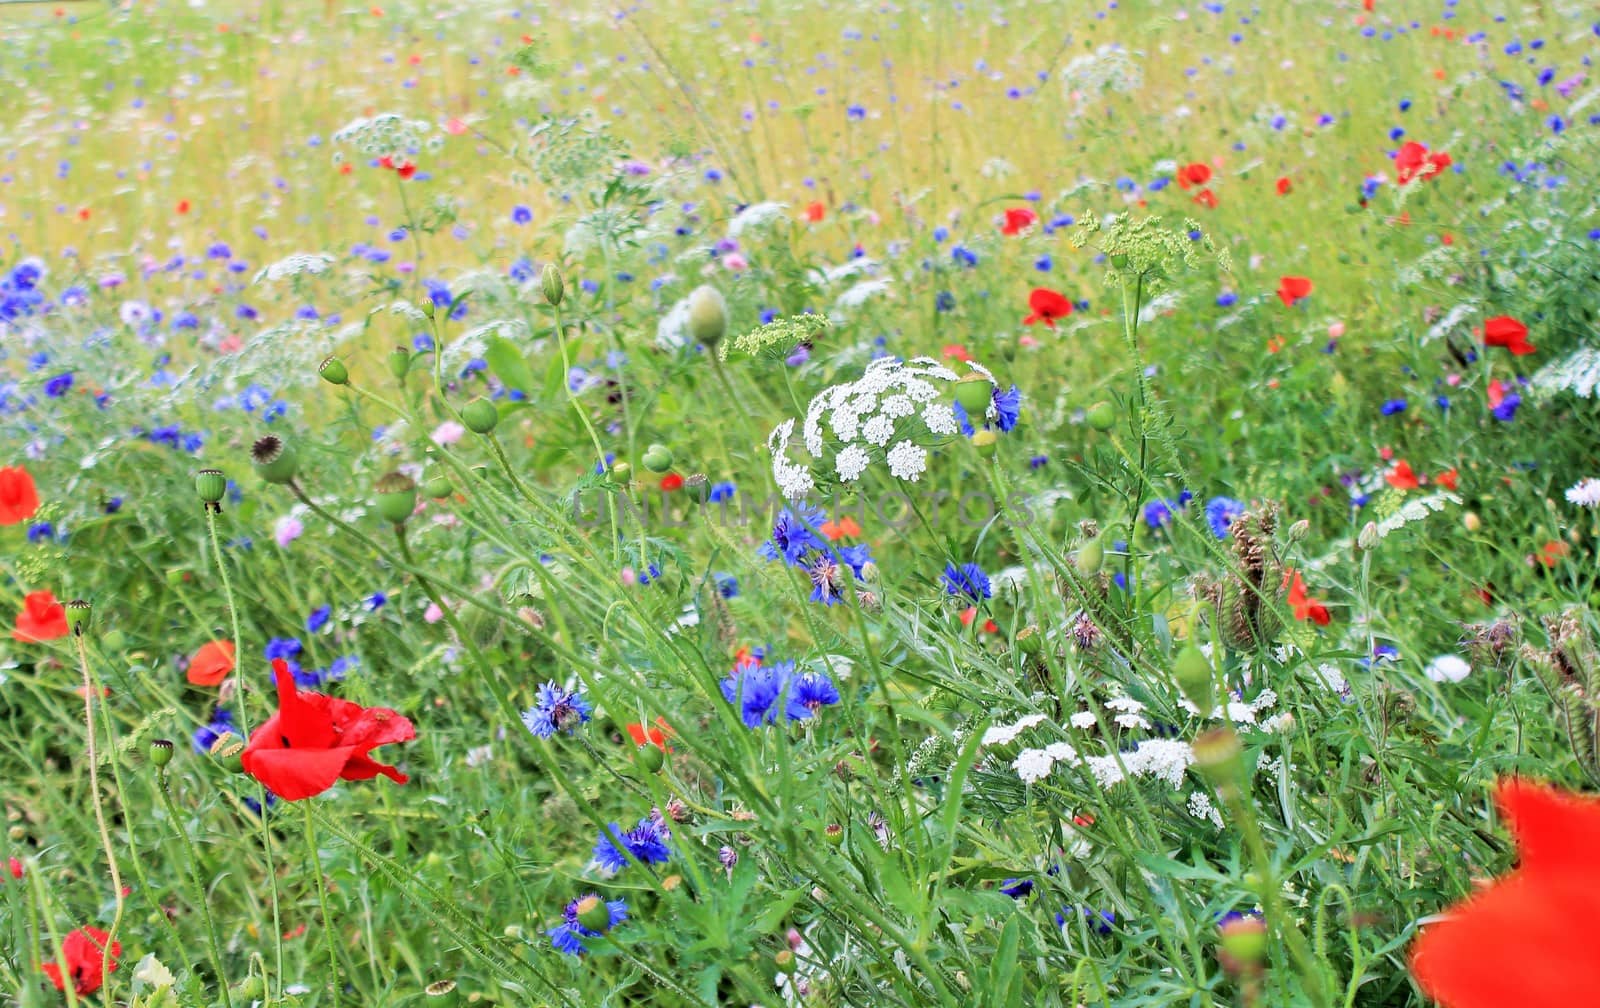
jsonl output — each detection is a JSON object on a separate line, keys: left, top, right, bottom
{"left": 303, "top": 802, "right": 342, "bottom": 1007}
{"left": 157, "top": 772, "right": 233, "bottom": 1008}
{"left": 72, "top": 633, "right": 125, "bottom": 1006}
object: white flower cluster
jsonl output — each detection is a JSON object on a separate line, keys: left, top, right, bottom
{"left": 1424, "top": 654, "right": 1472, "bottom": 684}
{"left": 1566, "top": 477, "right": 1600, "bottom": 507}
{"left": 768, "top": 356, "right": 994, "bottom": 499}
{"left": 331, "top": 113, "right": 432, "bottom": 157}
{"left": 254, "top": 252, "right": 335, "bottom": 285}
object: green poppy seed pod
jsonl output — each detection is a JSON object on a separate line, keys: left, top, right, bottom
{"left": 1191, "top": 726, "right": 1244, "bottom": 790}
{"left": 101, "top": 628, "right": 126, "bottom": 653}
{"left": 1110, "top": 252, "right": 1130, "bottom": 271}
{"left": 641, "top": 443, "right": 674, "bottom": 474}
{"left": 824, "top": 823, "right": 845, "bottom": 846}
{"left": 1016, "top": 625, "right": 1043, "bottom": 655}
{"left": 195, "top": 468, "right": 228, "bottom": 504}
{"left": 461, "top": 398, "right": 499, "bottom": 435}
{"left": 574, "top": 894, "right": 612, "bottom": 933}
{"left": 970, "top": 429, "right": 999, "bottom": 457}
{"left": 1172, "top": 641, "right": 1216, "bottom": 717}
{"left": 686, "top": 285, "right": 728, "bottom": 347}
{"left": 318, "top": 355, "right": 349, "bottom": 385}
{"left": 541, "top": 263, "right": 564, "bottom": 306}
{"left": 774, "top": 949, "right": 795, "bottom": 973}
{"left": 954, "top": 373, "right": 995, "bottom": 415}
{"left": 636, "top": 743, "right": 665, "bottom": 773}
{"left": 1086, "top": 401, "right": 1117, "bottom": 432}
{"left": 424, "top": 475, "right": 453, "bottom": 500}
{"left": 250, "top": 435, "right": 299, "bottom": 485}
{"left": 608, "top": 461, "right": 632, "bottom": 485}
{"left": 374, "top": 471, "right": 419, "bottom": 525}
{"left": 388, "top": 346, "right": 412, "bottom": 380}
{"left": 66, "top": 599, "right": 91, "bottom": 637}
{"left": 209, "top": 732, "right": 245, "bottom": 772}
{"left": 149, "top": 739, "right": 174, "bottom": 768}
{"left": 1076, "top": 534, "right": 1104, "bottom": 575}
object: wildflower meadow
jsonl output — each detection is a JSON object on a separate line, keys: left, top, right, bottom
{"left": 4, "top": 1, "right": 1600, "bottom": 1006}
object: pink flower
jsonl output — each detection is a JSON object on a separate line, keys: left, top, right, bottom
{"left": 432, "top": 421, "right": 466, "bottom": 446}
{"left": 722, "top": 253, "right": 749, "bottom": 272}
{"left": 444, "top": 117, "right": 468, "bottom": 135}
{"left": 274, "top": 514, "right": 304, "bottom": 547}
{"left": 423, "top": 602, "right": 444, "bottom": 624}
{"left": 218, "top": 334, "right": 244, "bottom": 354}
{"left": 1327, "top": 321, "right": 1345, "bottom": 339}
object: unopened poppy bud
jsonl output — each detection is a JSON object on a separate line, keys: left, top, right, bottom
{"left": 1356, "top": 521, "right": 1380, "bottom": 551}
{"left": 1463, "top": 512, "right": 1481, "bottom": 532}
{"left": 424, "top": 475, "right": 453, "bottom": 500}
{"left": 149, "top": 739, "right": 174, "bottom": 768}
{"left": 318, "top": 355, "right": 349, "bottom": 385}
{"left": 1191, "top": 727, "right": 1243, "bottom": 789}
{"left": 461, "top": 398, "right": 499, "bottom": 435}
{"left": 388, "top": 346, "right": 412, "bottom": 380}
{"left": 608, "top": 461, "right": 632, "bottom": 485}
{"left": 1287, "top": 519, "right": 1310, "bottom": 542}
{"left": 1110, "top": 252, "right": 1130, "bottom": 270}
{"left": 102, "top": 628, "right": 126, "bottom": 653}
{"left": 375, "top": 471, "right": 419, "bottom": 525}
{"left": 641, "top": 443, "right": 674, "bottom": 474}
{"left": 635, "top": 743, "right": 665, "bottom": 773}
{"left": 823, "top": 823, "right": 844, "bottom": 846}
{"left": 231, "top": 976, "right": 266, "bottom": 1001}
{"left": 541, "top": 263, "right": 564, "bottom": 306}
{"left": 687, "top": 285, "right": 728, "bottom": 347}
{"left": 1086, "top": 401, "right": 1117, "bottom": 431}
{"left": 195, "top": 469, "right": 228, "bottom": 504}
{"left": 857, "top": 590, "right": 881, "bottom": 613}
{"left": 574, "top": 894, "right": 612, "bottom": 932}
{"left": 1218, "top": 916, "right": 1268, "bottom": 968}
{"left": 1077, "top": 533, "right": 1104, "bottom": 575}
{"left": 970, "top": 429, "right": 999, "bottom": 456}
{"left": 954, "top": 373, "right": 995, "bottom": 415}
{"left": 1172, "top": 641, "right": 1216, "bottom": 716}
{"left": 251, "top": 435, "right": 299, "bottom": 485}
{"left": 66, "top": 599, "right": 91, "bottom": 637}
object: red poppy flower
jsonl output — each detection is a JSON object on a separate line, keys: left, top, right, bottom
{"left": 941, "top": 343, "right": 973, "bottom": 362}
{"left": 1000, "top": 207, "right": 1037, "bottom": 236}
{"left": 1284, "top": 569, "right": 1330, "bottom": 626}
{"left": 1395, "top": 141, "right": 1453, "bottom": 185}
{"left": 659, "top": 473, "right": 684, "bottom": 492}
{"left": 627, "top": 718, "right": 672, "bottom": 750}
{"left": 176, "top": 199, "right": 191, "bottom": 214}
{"left": 1023, "top": 288, "right": 1073, "bottom": 327}
{"left": 820, "top": 515, "right": 862, "bottom": 541}
{"left": 1435, "top": 468, "right": 1459, "bottom": 491}
{"left": 0, "top": 466, "right": 40, "bottom": 525}
{"left": 187, "top": 640, "right": 236, "bottom": 687}
{"left": 41, "top": 926, "right": 120, "bottom": 996}
{"left": 803, "top": 201, "right": 825, "bottom": 223}
{"left": 1483, "top": 316, "right": 1534, "bottom": 356}
{"left": 1275, "top": 177, "right": 1292, "bottom": 195}
{"left": 1487, "top": 379, "right": 1511, "bottom": 410}
{"left": 377, "top": 155, "right": 394, "bottom": 170}
{"left": 1276, "top": 276, "right": 1313, "bottom": 306}
{"left": 13, "top": 590, "right": 68, "bottom": 643}
{"left": 1410, "top": 778, "right": 1600, "bottom": 1008}
{"left": 396, "top": 162, "right": 417, "bottom": 180}
{"left": 7, "top": 857, "right": 20, "bottom": 879}
{"left": 1385, "top": 460, "right": 1422, "bottom": 490}
{"left": 239, "top": 659, "right": 416, "bottom": 801}
{"left": 1191, "top": 188, "right": 1218, "bottom": 209}
{"left": 1176, "top": 162, "right": 1212, "bottom": 189}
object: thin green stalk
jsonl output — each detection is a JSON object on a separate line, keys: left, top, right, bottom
{"left": 303, "top": 802, "right": 342, "bottom": 1007}
{"left": 72, "top": 632, "right": 125, "bottom": 1006}
{"left": 156, "top": 772, "right": 233, "bottom": 1008}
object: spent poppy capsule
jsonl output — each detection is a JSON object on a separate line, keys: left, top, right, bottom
{"left": 424, "top": 475, "right": 453, "bottom": 500}
{"left": 970, "top": 429, "right": 999, "bottom": 456}
{"left": 955, "top": 373, "right": 995, "bottom": 414}
{"left": 574, "top": 894, "right": 613, "bottom": 933}
{"left": 66, "top": 599, "right": 91, "bottom": 637}
{"left": 374, "top": 472, "right": 419, "bottom": 525}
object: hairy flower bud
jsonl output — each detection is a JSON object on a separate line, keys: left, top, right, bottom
{"left": 641, "top": 443, "right": 674, "bottom": 474}
{"left": 687, "top": 285, "right": 728, "bottom": 347}
{"left": 541, "top": 263, "right": 564, "bottom": 306}
{"left": 1173, "top": 641, "right": 1216, "bottom": 716}
{"left": 461, "top": 398, "right": 499, "bottom": 435}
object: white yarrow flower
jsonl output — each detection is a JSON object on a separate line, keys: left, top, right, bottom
{"left": 1013, "top": 748, "right": 1056, "bottom": 783}
{"left": 982, "top": 713, "right": 1048, "bottom": 746}
{"left": 1425, "top": 654, "right": 1471, "bottom": 683}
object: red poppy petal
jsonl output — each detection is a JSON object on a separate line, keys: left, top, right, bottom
{"left": 241, "top": 744, "right": 358, "bottom": 801}
{"left": 1496, "top": 778, "right": 1600, "bottom": 873}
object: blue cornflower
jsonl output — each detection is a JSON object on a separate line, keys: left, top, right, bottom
{"left": 264, "top": 637, "right": 303, "bottom": 661}
{"left": 593, "top": 817, "right": 672, "bottom": 872}
{"left": 786, "top": 670, "right": 840, "bottom": 718}
{"left": 521, "top": 681, "right": 592, "bottom": 738}
{"left": 807, "top": 553, "right": 845, "bottom": 606}
{"left": 712, "top": 572, "right": 740, "bottom": 598}
{"left": 992, "top": 385, "right": 1022, "bottom": 432}
{"left": 1056, "top": 907, "right": 1116, "bottom": 934}
{"left": 721, "top": 661, "right": 792, "bottom": 727}
{"left": 549, "top": 894, "right": 628, "bottom": 956}
{"left": 757, "top": 507, "right": 826, "bottom": 566}
{"left": 941, "top": 562, "right": 992, "bottom": 602}
{"left": 1204, "top": 497, "right": 1245, "bottom": 539}
{"left": 44, "top": 373, "right": 73, "bottom": 398}
{"left": 26, "top": 522, "right": 55, "bottom": 544}
{"left": 707, "top": 481, "right": 737, "bottom": 503}
{"left": 1380, "top": 398, "right": 1407, "bottom": 416}
{"left": 306, "top": 604, "right": 332, "bottom": 633}
{"left": 837, "top": 543, "right": 874, "bottom": 579}
{"left": 367, "top": 591, "right": 388, "bottom": 610}
{"left": 1000, "top": 879, "right": 1034, "bottom": 899}
{"left": 1492, "top": 393, "right": 1522, "bottom": 422}
{"left": 511, "top": 205, "right": 533, "bottom": 225}
{"left": 191, "top": 708, "right": 235, "bottom": 754}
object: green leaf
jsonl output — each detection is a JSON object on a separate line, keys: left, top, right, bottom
{"left": 485, "top": 335, "right": 537, "bottom": 393}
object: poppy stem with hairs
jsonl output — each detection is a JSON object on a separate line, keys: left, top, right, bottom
{"left": 206, "top": 488, "right": 288, "bottom": 992}
{"left": 155, "top": 768, "right": 234, "bottom": 1008}
{"left": 304, "top": 801, "right": 342, "bottom": 1006}
{"left": 73, "top": 625, "right": 125, "bottom": 1006}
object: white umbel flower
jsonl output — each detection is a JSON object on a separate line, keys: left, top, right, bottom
{"left": 982, "top": 714, "right": 1048, "bottom": 746}
{"left": 1424, "top": 654, "right": 1471, "bottom": 683}
{"left": 885, "top": 441, "right": 927, "bottom": 482}
{"left": 1013, "top": 748, "right": 1056, "bottom": 784}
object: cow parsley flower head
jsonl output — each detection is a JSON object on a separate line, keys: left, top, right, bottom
{"left": 767, "top": 356, "right": 1014, "bottom": 499}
